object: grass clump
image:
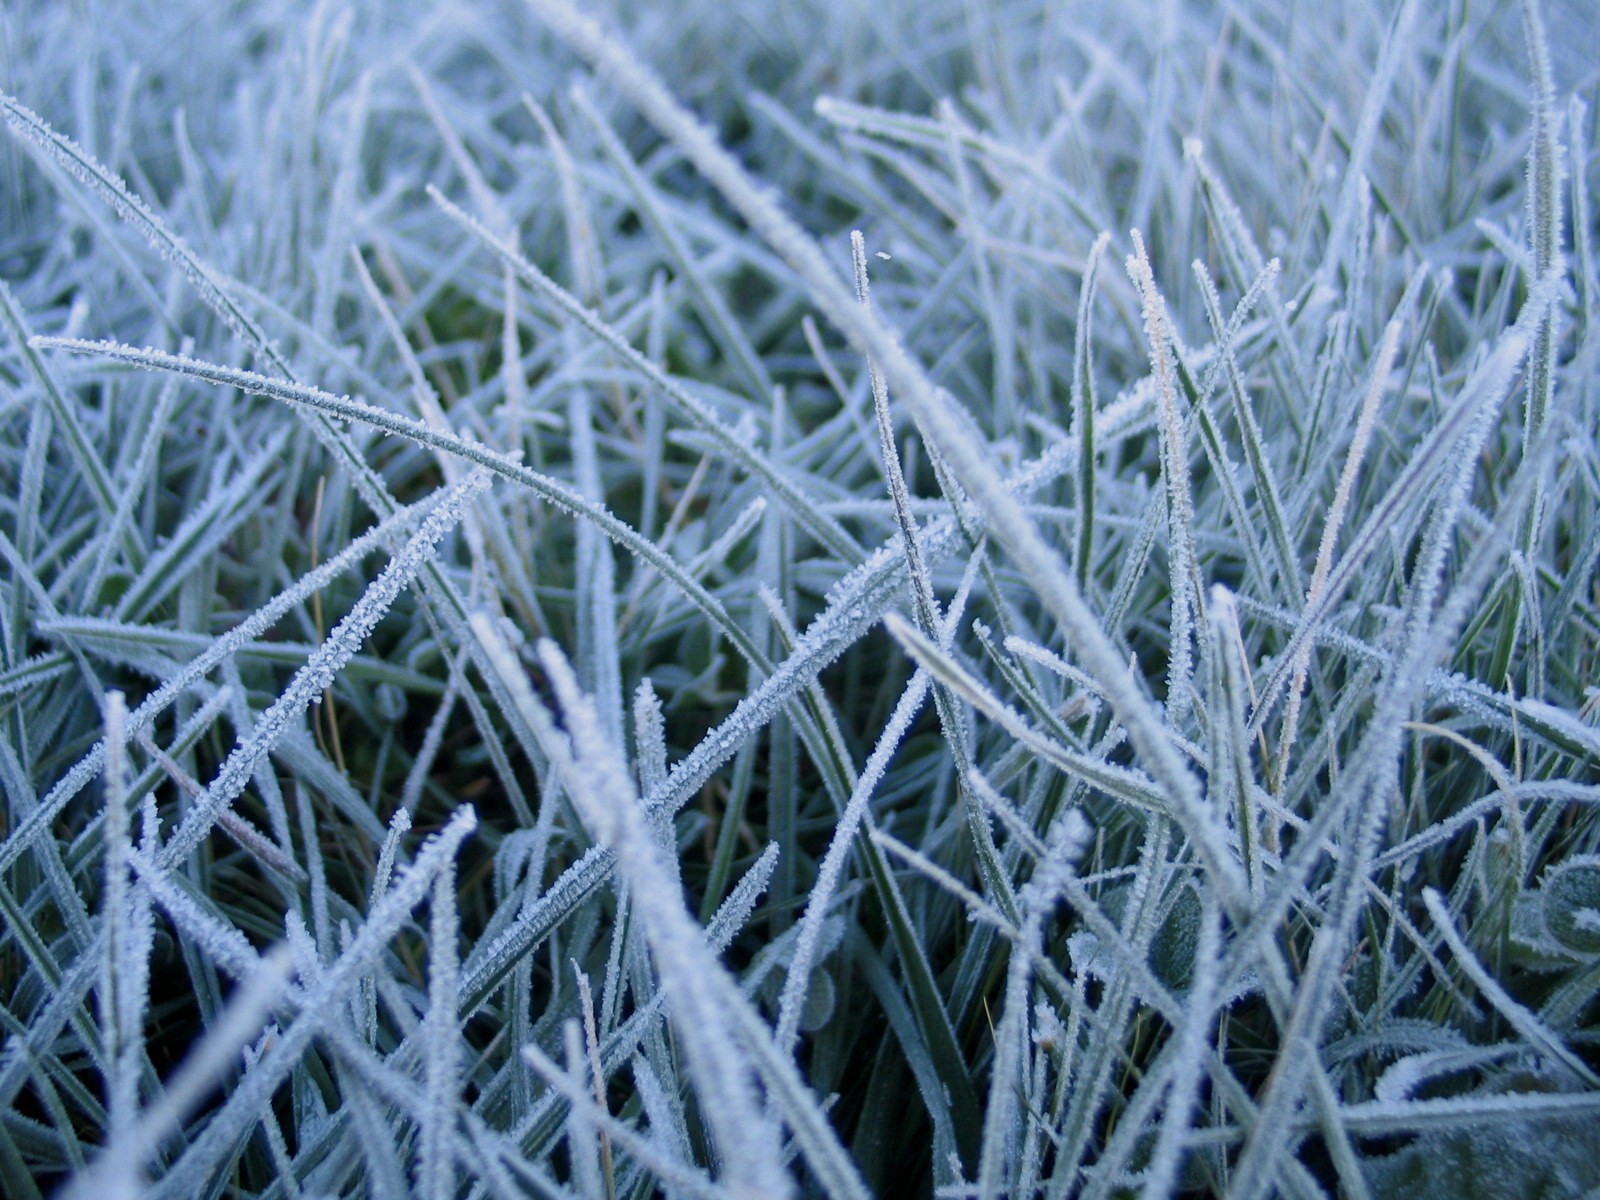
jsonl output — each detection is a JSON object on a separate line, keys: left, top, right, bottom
{"left": 1, "top": 0, "right": 1597, "bottom": 1196}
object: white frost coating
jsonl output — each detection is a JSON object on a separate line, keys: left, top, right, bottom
{"left": 0, "top": 485, "right": 450, "bottom": 876}
{"left": 978, "top": 803, "right": 1091, "bottom": 1200}
{"left": 419, "top": 857, "right": 463, "bottom": 1200}
{"left": 1229, "top": 310, "right": 1544, "bottom": 1200}
{"left": 852, "top": 229, "right": 939, "bottom": 637}
{"left": 776, "top": 668, "right": 932, "bottom": 1056}
{"left": 0, "top": 82, "right": 427, "bottom": 550}
{"left": 1190, "top": 256, "right": 1301, "bottom": 600}
{"left": 0, "top": 281, "right": 123, "bottom": 524}
{"left": 36, "top": 335, "right": 773, "bottom": 678}
{"left": 126, "top": 846, "right": 262, "bottom": 980}
{"left": 400, "top": 651, "right": 467, "bottom": 816}
{"left": 98, "top": 691, "right": 140, "bottom": 1149}
{"left": 4, "top": 6, "right": 1592, "bottom": 1196}
{"left": 156, "top": 469, "right": 489, "bottom": 870}
{"left": 523, "top": 1039, "right": 728, "bottom": 1200}
{"left": 1248, "top": 292, "right": 1547, "bottom": 739}
{"left": 569, "top": 384, "right": 625, "bottom": 745}
{"left": 1319, "top": 0, "right": 1420, "bottom": 288}
{"left": 1277, "top": 315, "right": 1403, "bottom": 784}
{"left": 1126, "top": 231, "right": 1203, "bottom": 726}
{"left": 533, "top": 638, "right": 795, "bottom": 1200}
{"left": 294, "top": 785, "right": 333, "bottom": 962}
{"left": 1422, "top": 887, "right": 1597, "bottom": 1087}
{"left": 112, "top": 425, "right": 289, "bottom": 623}
{"left": 515, "top": 1, "right": 1216, "bottom": 899}
{"left": 149, "top": 806, "right": 477, "bottom": 1197}
{"left": 428, "top": 185, "right": 864, "bottom": 565}
{"left": 686, "top": 494, "right": 767, "bottom": 579}
{"left": 0, "top": 92, "right": 285, "bottom": 373}
{"left": 635, "top": 423, "right": 1089, "bottom": 830}
{"left": 1130, "top": 894, "right": 1221, "bottom": 1200}
{"left": 63, "top": 947, "right": 295, "bottom": 1200}
{"left": 632, "top": 678, "right": 668, "bottom": 798}
{"left": 372, "top": 801, "right": 415, "bottom": 913}
{"left": 487, "top": 842, "right": 783, "bottom": 1175}
{"left": 776, "top": 494, "right": 988, "bottom": 1055}
{"left": 1072, "top": 233, "right": 1111, "bottom": 592}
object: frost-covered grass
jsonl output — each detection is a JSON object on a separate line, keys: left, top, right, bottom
{"left": 1, "top": 0, "right": 1598, "bottom": 1195}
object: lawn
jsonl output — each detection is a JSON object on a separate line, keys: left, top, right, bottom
{"left": 0, "top": 0, "right": 1597, "bottom": 1196}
